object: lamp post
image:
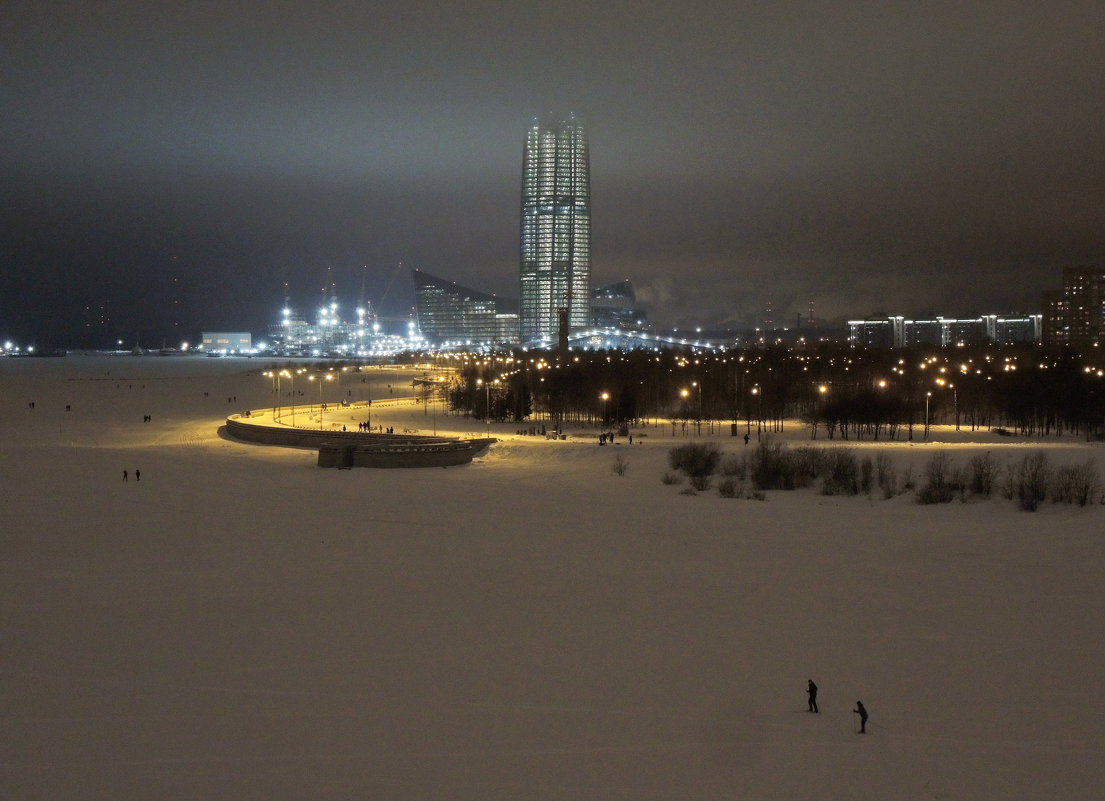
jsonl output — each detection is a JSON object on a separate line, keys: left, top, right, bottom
{"left": 431, "top": 376, "right": 445, "bottom": 436}
{"left": 264, "top": 371, "right": 278, "bottom": 419}
{"left": 601, "top": 391, "right": 610, "bottom": 429}
{"left": 751, "top": 385, "right": 763, "bottom": 437}
{"left": 477, "top": 378, "right": 490, "bottom": 437}
{"left": 309, "top": 373, "right": 334, "bottom": 430}
{"left": 692, "top": 380, "right": 702, "bottom": 434}
{"left": 278, "top": 369, "right": 294, "bottom": 426}
{"left": 925, "top": 391, "right": 932, "bottom": 440}
{"left": 289, "top": 369, "right": 304, "bottom": 427}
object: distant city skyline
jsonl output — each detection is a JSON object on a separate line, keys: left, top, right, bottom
{"left": 3, "top": 2, "right": 1103, "bottom": 345}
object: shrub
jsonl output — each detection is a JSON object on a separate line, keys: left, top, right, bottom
{"left": 612, "top": 454, "right": 629, "bottom": 476}
{"left": 750, "top": 440, "right": 788, "bottom": 489}
{"left": 719, "top": 453, "right": 747, "bottom": 479}
{"left": 860, "top": 456, "right": 874, "bottom": 495}
{"left": 916, "top": 451, "right": 956, "bottom": 504}
{"left": 1048, "top": 459, "right": 1099, "bottom": 506}
{"left": 749, "top": 441, "right": 821, "bottom": 490}
{"left": 900, "top": 465, "right": 916, "bottom": 493}
{"left": 717, "top": 477, "right": 740, "bottom": 498}
{"left": 954, "top": 466, "right": 971, "bottom": 502}
{"left": 967, "top": 451, "right": 999, "bottom": 497}
{"left": 679, "top": 486, "right": 698, "bottom": 496}
{"left": 1009, "top": 451, "right": 1051, "bottom": 511}
{"left": 875, "top": 453, "right": 896, "bottom": 499}
{"left": 689, "top": 474, "right": 712, "bottom": 492}
{"left": 788, "top": 446, "right": 824, "bottom": 488}
{"left": 821, "top": 449, "right": 859, "bottom": 496}
{"left": 661, "top": 471, "right": 682, "bottom": 485}
{"left": 1074, "top": 460, "right": 1100, "bottom": 506}
{"left": 668, "top": 442, "right": 721, "bottom": 478}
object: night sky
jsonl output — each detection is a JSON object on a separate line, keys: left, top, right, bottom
{"left": 4, "top": 1, "right": 1104, "bottom": 346}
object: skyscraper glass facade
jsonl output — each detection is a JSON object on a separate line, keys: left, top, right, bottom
{"left": 413, "top": 269, "right": 519, "bottom": 346}
{"left": 519, "top": 115, "right": 591, "bottom": 342}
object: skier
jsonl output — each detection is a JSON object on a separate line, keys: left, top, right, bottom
{"left": 807, "top": 680, "right": 819, "bottom": 713}
{"left": 854, "top": 701, "right": 868, "bottom": 733}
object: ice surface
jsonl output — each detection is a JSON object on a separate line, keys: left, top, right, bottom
{"left": 2, "top": 355, "right": 1103, "bottom": 800}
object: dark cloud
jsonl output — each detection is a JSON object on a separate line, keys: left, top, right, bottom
{"left": 3, "top": 1, "right": 1104, "bottom": 344}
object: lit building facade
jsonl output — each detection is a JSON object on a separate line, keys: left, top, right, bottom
{"left": 849, "top": 315, "right": 1041, "bottom": 348}
{"left": 200, "top": 332, "right": 252, "bottom": 353}
{"left": 413, "top": 269, "right": 520, "bottom": 346}
{"left": 591, "top": 280, "right": 649, "bottom": 330}
{"left": 519, "top": 115, "right": 591, "bottom": 343}
{"left": 1042, "top": 266, "right": 1105, "bottom": 349}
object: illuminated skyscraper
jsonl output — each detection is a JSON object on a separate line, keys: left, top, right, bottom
{"left": 519, "top": 115, "right": 591, "bottom": 342}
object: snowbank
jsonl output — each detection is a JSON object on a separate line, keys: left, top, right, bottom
{"left": 2, "top": 356, "right": 1102, "bottom": 800}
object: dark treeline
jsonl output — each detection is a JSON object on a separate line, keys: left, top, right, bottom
{"left": 440, "top": 342, "right": 1105, "bottom": 440}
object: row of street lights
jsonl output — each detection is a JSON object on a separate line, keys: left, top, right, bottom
{"left": 263, "top": 368, "right": 338, "bottom": 429}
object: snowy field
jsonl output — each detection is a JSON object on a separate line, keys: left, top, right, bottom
{"left": 2, "top": 355, "right": 1103, "bottom": 800}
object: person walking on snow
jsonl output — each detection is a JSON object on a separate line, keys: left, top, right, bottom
{"left": 854, "top": 701, "right": 868, "bottom": 733}
{"left": 807, "top": 680, "right": 818, "bottom": 713}
{"left": 122, "top": 470, "right": 128, "bottom": 482}
{"left": 135, "top": 469, "right": 140, "bottom": 482}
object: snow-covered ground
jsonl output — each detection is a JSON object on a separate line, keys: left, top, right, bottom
{"left": 2, "top": 355, "right": 1103, "bottom": 800}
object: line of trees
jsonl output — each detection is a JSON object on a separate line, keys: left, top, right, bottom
{"left": 440, "top": 342, "right": 1105, "bottom": 440}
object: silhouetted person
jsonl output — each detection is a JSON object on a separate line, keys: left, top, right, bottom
{"left": 743, "top": 433, "right": 750, "bottom": 445}
{"left": 122, "top": 470, "right": 128, "bottom": 482}
{"left": 854, "top": 701, "right": 868, "bottom": 733}
{"left": 135, "top": 469, "right": 140, "bottom": 482}
{"left": 807, "top": 680, "right": 819, "bottom": 713}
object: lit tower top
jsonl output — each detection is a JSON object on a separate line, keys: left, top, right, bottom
{"left": 519, "top": 114, "right": 591, "bottom": 343}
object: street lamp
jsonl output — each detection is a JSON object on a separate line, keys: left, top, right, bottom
{"left": 692, "top": 380, "right": 703, "bottom": 434}
{"left": 477, "top": 378, "right": 490, "bottom": 437}
{"left": 263, "top": 370, "right": 278, "bottom": 419}
{"left": 934, "top": 377, "right": 958, "bottom": 431}
{"left": 751, "top": 385, "right": 763, "bottom": 436}
{"left": 432, "top": 376, "right": 445, "bottom": 436}
{"left": 284, "top": 369, "right": 304, "bottom": 427}
{"left": 278, "top": 369, "right": 294, "bottom": 426}
{"left": 925, "top": 391, "right": 932, "bottom": 440}
{"left": 309, "top": 373, "right": 335, "bottom": 430}
{"left": 601, "top": 391, "right": 610, "bottom": 428}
